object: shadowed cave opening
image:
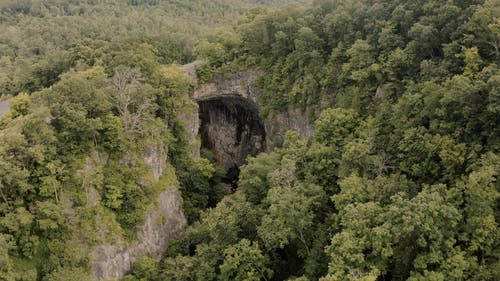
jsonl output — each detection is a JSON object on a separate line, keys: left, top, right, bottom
{"left": 198, "top": 96, "right": 266, "bottom": 187}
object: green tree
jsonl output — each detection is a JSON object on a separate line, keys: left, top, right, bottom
{"left": 325, "top": 184, "right": 464, "bottom": 281}
{"left": 258, "top": 180, "right": 326, "bottom": 256}
{"left": 0, "top": 234, "right": 15, "bottom": 281}
{"left": 220, "top": 239, "right": 272, "bottom": 281}
{"left": 42, "top": 268, "right": 95, "bottom": 281}
{"left": 161, "top": 255, "right": 196, "bottom": 281}
{"left": 314, "top": 108, "right": 359, "bottom": 148}
{"left": 9, "top": 92, "right": 31, "bottom": 117}
{"left": 458, "top": 153, "right": 500, "bottom": 280}
{"left": 238, "top": 152, "right": 280, "bottom": 205}
{"left": 127, "top": 256, "right": 159, "bottom": 281}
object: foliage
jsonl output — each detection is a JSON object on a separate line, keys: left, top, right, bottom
{"left": 0, "top": 0, "right": 499, "bottom": 280}
{"left": 156, "top": 1, "right": 500, "bottom": 279}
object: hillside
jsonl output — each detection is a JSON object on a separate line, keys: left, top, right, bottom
{"left": 0, "top": 0, "right": 499, "bottom": 281}
{"left": 0, "top": 0, "right": 309, "bottom": 97}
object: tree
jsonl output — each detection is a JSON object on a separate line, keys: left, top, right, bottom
{"left": 127, "top": 256, "right": 159, "bottom": 281}
{"left": 0, "top": 234, "right": 15, "bottom": 281}
{"left": 324, "top": 184, "right": 464, "bottom": 281}
{"left": 112, "top": 67, "right": 153, "bottom": 139}
{"left": 187, "top": 191, "right": 260, "bottom": 248}
{"left": 42, "top": 268, "right": 95, "bottom": 281}
{"left": 457, "top": 153, "right": 500, "bottom": 280}
{"left": 464, "top": 0, "right": 500, "bottom": 60}
{"left": 314, "top": 108, "right": 359, "bottom": 148}
{"left": 238, "top": 152, "right": 280, "bottom": 205}
{"left": 220, "top": 239, "right": 272, "bottom": 281}
{"left": 0, "top": 207, "right": 36, "bottom": 258}
{"left": 258, "top": 181, "right": 326, "bottom": 256}
{"left": 45, "top": 69, "right": 111, "bottom": 153}
{"left": 9, "top": 92, "right": 31, "bottom": 117}
{"left": 161, "top": 255, "right": 196, "bottom": 281}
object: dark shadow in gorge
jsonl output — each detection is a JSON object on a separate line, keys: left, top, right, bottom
{"left": 198, "top": 96, "right": 266, "bottom": 187}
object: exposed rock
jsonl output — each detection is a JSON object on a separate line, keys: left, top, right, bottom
{"left": 91, "top": 188, "right": 186, "bottom": 280}
{"left": 192, "top": 69, "right": 261, "bottom": 104}
{"left": 183, "top": 60, "right": 203, "bottom": 82}
{"left": 199, "top": 96, "right": 265, "bottom": 180}
{"left": 177, "top": 100, "right": 201, "bottom": 158}
{"left": 192, "top": 69, "right": 315, "bottom": 156}
{"left": 375, "top": 84, "right": 388, "bottom": 99}
{"left": 144, "top": 145, "right": 168, "bottom": 181}
{"left": 264, "top": 107, "right": 315, "bottom": 150}
{"left": 90, "top": 147, "right": 186, "bottom": 280}
{"left": 192, "top": 70, "right": 266, "bottom": 181}
{"left": 176, "top": 61, "right": 204, "bottom": 158}
{"left": 84, "top": 151, "right": 107, "bottom": 207}
{"left": 87, "top": 187, "right": 100, "bottom": 208}
{"left": 0, "top": 99, "right": 9, "bottom": 116}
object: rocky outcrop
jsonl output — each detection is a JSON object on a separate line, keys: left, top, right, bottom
{"left": 192, "top": 70, "right": 266, "bottom": 180}
{"left": 263, "top": 107, "right": 315, "bottom": 150}
{"left": 90, "top": 146, "right": 187, "bottom": 280}
{"left": 177, "top": 100, "right": 201, "bottom": 158}
{"left": 144, "top": 145, "right": 168, "bottom": 181}
{"left": 191, "top": 69, "right": 315, "bottom": 155}
{"left": 192, "top": 69, "right": 261, "bottom": 104}
{"left": 91, "top": 188, "right": 186, "bottom": 280}
{"left": 199, "top": 96, "right": 266, "bottom": 180}
{"left": 0, "top": 100, "right": 9, "bottom": 116}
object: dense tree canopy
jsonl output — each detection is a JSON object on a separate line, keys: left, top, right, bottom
{"left": 0, "top": 0, "right": 499, "bottom": 281}
{"left": 140, "top": 0, "right": 499, "bottom": 280}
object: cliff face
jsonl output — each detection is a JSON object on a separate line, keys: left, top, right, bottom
{"left": 192, "top": 69, "right": 314, "bottom": 156}
{"left": 90, "top": 147, "right": 187, "bottom": 280}
{"left": 91, "top": 188, "right": 186, "bottom": 280}
{"left": 263, "top": 107, "right": 315, "bottom": 149}
{"left": 89, "top": 66, "right": 314, "bottom": 280}
{"left": 193, "top": 70, "right": 266, "bottom": 181}
{"left": 0, "top": 100, "right": 9, "bottom": 116}
{"left": 199, "top": 96, "right": 266, "bottom": 181}
{"left": 192, "top": 69, "right": 261, "bottom": 104}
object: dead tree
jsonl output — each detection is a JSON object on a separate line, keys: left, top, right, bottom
{"left": 112, "top": 67, "right": 151, "bottom": 139}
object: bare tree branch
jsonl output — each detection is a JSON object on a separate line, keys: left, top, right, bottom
{"left": 112, "top": 67, "right": 151, "bottom": 139}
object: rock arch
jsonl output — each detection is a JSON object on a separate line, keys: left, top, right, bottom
{"left": 192, "top": 70, "right": 265, "bottom": 184}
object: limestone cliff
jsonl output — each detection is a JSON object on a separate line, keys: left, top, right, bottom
{"left": 263, "top": 107, "right": 315, "bottom": 149}
{"left": 90, "top": 146, "right": 187, "bottom": 280}
{"left": 191, "top": 69, "right": 315, "bottom": 160}
{"left": 91, "top": 188, "right": 186, "bottom": 280}
{"left": 89, "top": 65, "right": 315, "bottom": 280}
{"left": 0, "top": 100, "right": 9, "bottom": 116}
{"left": 192, "top": 69, "right": 261, "bottom": 104}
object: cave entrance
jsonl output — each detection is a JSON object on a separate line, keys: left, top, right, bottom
{"left": 197, "top": 96, "right": 266, "bottom": 187}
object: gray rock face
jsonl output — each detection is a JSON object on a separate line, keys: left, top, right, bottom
{"left": 177, "top": 101, "right": 201, "bottom": 158}
{"left": 199, "top": 96, "right": 266, "bottom": 177}
{"left": 192, "top": 69, "right": 315, "bottom": 154}
{"left": 193, "top": 70, "right": 266, "bottom": 181}
{"left": 192, "top": 69, "right": 261, "bottom": 104}
{"left": 144, "top": 145, "right": 168, "bottom": 181}
{"left": 264, "top": 107, "right": 315, "bottom": 150}
{"left": 0, "top": 100, "right": 9, "bottom": 116}
{"left": 90, "top": 146, "right": 187, "bottom": 280}
{"left": 91, "top": 188, "right": 186, "bottom": 280}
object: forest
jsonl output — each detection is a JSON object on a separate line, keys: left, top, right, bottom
{"left": 0, "top": 0, "right": 499, "bottom": 281}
